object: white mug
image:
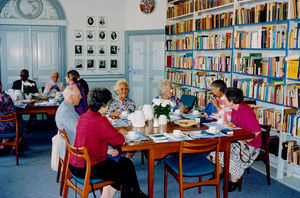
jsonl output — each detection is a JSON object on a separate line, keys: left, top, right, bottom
{"left": 173, "top": 129, "right": 182, "bottom": 137}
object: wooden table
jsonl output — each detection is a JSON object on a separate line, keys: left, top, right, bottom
{"left": 119, "top": 120, "right": 255, "bottom": 198}
{"left": 16, "top": 103, "right": 58, "bottom": 116}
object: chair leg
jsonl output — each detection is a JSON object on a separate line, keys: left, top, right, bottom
{"left": 164, "top": 166, "right": 168, "bottom": 198}
{"left": 266, "top": 157, "right": 271, "bottom": 185}
{"left": 62, "top": 182, "right": 69, "bottom": 198}
{"left": 198, "top": 176, "right": 202, "bottom": 194}
{"left": 216, "top": 183, "right": 220, "bottom": 198}
{"left": 238, "top": 176, "right": 242, "bottom": 192}
{"left": 15, "top": 143, "right": 19, "bottom": 166}
{"left": 57, "top": 159, "right": 62, "bottom": 183}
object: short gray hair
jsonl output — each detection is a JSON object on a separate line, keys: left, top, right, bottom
{"left": 114, "top": 79, "right": 129, "bottom": 93}
{"left": 51, "top": 70, "right": 59, "bottom": 76}
{"left": 63, "top": 85, "right": 78, "bottom": 99}
{"left": 157, "top": 79, "right": 172, "bottom": 95}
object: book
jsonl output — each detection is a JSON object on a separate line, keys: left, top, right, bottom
{"left": 221, "top": 128, "right": 234, "bottom": 135}
{"left": 292, "top": 145, "right": 300, "bottom": 163}
{"left": 281, "top": 141, "right": 288, "bottom": 160}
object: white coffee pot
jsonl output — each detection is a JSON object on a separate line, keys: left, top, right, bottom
{"left": 130, "top": 110, "right": 145, "bottom": 127}
{"left": 142, "top": 104, "right": 153, "bottom": 120}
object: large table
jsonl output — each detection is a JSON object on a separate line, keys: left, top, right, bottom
{"left": 119, "top": 120, "right": 254, "bottom": 198}
{"left": 16, "top": 103, "right": 58, "bottom": 116}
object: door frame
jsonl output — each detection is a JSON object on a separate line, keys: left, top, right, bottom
{"left": 125, "top": 29, "right": 164, "bottom": 81}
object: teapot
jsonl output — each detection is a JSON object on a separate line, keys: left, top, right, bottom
{"left": 129, "top": 110, "right": 145, "bottom": 127}
{"left": 142, "top": 104, "right": 153, "bottom": 120}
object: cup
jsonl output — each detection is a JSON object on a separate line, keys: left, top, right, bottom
{"left": 174, "top": 109, "right": 180, "bottom": 114}
{"left": 121, "top": 111, "right": 128, "bottom": 118}
{"left": 208, "top": 126, "right": 217, "bottom": 133}
{"left": 173, "top": 129, "right": 182, "bottom": 137}
{"left": 195, "top": 117, "right": 201, "bottom": 124}
{"left": 127, "top": 131, "right": 136, "bottom": 139}
{"left": 192, "top": 110, "right": 199, "bottom": 115}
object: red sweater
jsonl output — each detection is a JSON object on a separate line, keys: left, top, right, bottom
{"left": 69, "top": 109, "right": 125, "bottom": 168}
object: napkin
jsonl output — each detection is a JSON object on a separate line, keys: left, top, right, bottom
{"left": 125, "top": 131, "right": 149, "bottom": 142}
{"left": 112, "top": 119, "right": 130, "bottom": 127}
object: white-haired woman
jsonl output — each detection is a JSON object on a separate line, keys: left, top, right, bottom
{"left": 154, "top": 79, "right": 188, "bottom": 113}
{"left": 109, "top": 79, "right": 136, "bottom": 117}
{"left": 44, "top": 71, "right": 64, "bottom": 93}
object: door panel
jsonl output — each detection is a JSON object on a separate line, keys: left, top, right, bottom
{"left": 128, "top": 33, "right": 164, "bottom": 107}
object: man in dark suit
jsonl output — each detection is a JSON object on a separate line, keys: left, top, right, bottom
{"left": 12, "top": 69, "right": 38, "bottom": 93}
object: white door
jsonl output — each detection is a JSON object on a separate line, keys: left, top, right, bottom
{"left": 0, "top": 26, "right": 60, "bottom": 91}
{"left": 128, "top": 33, "right": 165, "bottom": 107}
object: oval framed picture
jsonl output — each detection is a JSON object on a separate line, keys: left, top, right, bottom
{"left": 86, "top": 30, "right": 95, "bottom": 41}
{"left": 87, "top": 16, "right": 95, "bottom": 27}
{"left": 110, "top": 31, "right": 118, "bottom": 41}
{"left": 99, "top": 30, "right": 106, "bottom": 41}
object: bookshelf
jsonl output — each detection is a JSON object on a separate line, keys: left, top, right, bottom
{"left": 165, "top": 0, "right": 300, "bottom": 190}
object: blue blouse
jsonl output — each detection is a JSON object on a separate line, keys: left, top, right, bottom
{"left": 153, "top": 95, "right": 184, "bottom": 112}
{"left": 109, "top": 97, "right": 136, "bottom": 114}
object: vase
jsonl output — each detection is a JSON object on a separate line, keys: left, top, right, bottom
{"left": 158, "top": 115, "right": 167, "bottom": 125}
{"left": 153, "top": 118, "right": 159, "bottom": 127}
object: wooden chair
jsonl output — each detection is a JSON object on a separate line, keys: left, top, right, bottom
{"left": 0, "top": 112, "right": 20, "bottom": 165}
{"left": 62, "top": 133, "right": 114, "bottom": 198}
{"left": 164, "top": 138, "right": 221, "bottom": 198}
{"left": 238, "top": 124, "right": 271, "bottom": 191}
{"left": 57, "top": 128, "right": 70, "bottom": 196}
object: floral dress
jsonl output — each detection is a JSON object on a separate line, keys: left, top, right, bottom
{"left": 109, "top": 97, "right": 136, "bottom": 115}
{"left": 0, "top": 92, "right": 16, "bottom": 133}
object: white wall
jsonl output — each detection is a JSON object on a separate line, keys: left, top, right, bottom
{"left": 124, "top": 0, "right": 166, "bottom": 31}
{"left": 59, "top": 0, "right": 126, "bottom": 75}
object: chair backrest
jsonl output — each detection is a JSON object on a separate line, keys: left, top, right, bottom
{"left": 0, "top": 112, "right": 18, "bottom": 140}
{"left": 260, "top": 124, "right": 271, "bottom": 151}
{"left": 180, "top": 95, "right": 196, "bottom": 110}
{"left": 58, "top": 128, "right": 70, "bottom": 145}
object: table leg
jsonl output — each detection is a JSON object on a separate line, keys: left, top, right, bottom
{"left": 147, "top": 149, "right": 155, "bottom": 198}
{"left": 223, "top": 142, "right": 230, "bottom": 198}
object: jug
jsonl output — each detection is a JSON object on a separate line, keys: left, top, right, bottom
{"left": 131, "top": 110, "right": 145, "bottom": 127}
{"left": 143, "top": 104, "right": 153, "bottom": 120}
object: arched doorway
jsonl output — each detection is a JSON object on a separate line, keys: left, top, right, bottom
{"left": 0, "top": 0, "right": 66, "bottom": 91}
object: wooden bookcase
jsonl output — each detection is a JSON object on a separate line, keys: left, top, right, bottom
{"left": 165, "top": 0, "right": 300, "bottom": 190}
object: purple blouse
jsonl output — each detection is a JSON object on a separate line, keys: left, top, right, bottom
{"left": 72, "top": 83, "right": 87, "bottom": 115}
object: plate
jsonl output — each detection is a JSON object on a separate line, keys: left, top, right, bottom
{"left": 21, "top": 99, "right": 35, "bottom": 104}
{"left": 170, "top": 114, "right": 180, "bottom": 121}
{"left": 173, "top": 132, "right": 184, "bottom": 137}
{"left": 174, "top": 119, "right": 196, "bottom": 127}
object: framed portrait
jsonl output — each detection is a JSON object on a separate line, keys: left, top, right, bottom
{"left": 74, "top": 30, "right": 83, "bottom": 41}
{"left": 98, "top": 30, "right": 106, "bottom": 41}
{"left": 110, "top": 45, "right": 118, "bottom": 55}
{"left": 110, "top": 59, "right": 118, "bottom": 69}
{"left": 87, "top": 59, "right": 95, "bottom": 69}
{"left": 75, "top": 59, "right": 84, "bottom": 69}
{"left": 87, "top": 45, "right": 96, "bottom": 56}
{"left": 86, "top": 30, "right": 95, "bottom": 41}
{"left": 75, "top": 45, "right": 83, "bottom": 55}
{"left": 98, "top": 16, "right": 107, "bottom": 28}
{"left": 98, "top": 45, "right": 106, "bottom": 56}
{"left": 87, "top": 16, "right": 95, "bottom": 27}
{"left": 99, "top": 59, "right": 106, "bottom": 69}
{"left": 110, "top": 31, "right": 118, "bottom": 41}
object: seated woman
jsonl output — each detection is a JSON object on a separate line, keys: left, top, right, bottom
{"left": 69, "top": 87, "right": 147, "bottom": 198}
{"left": 0, "top": 81, "right": 16, "bottom": 154}
{"left": 209, "top": 88, "right": 261, "bottom": 192}
{"left": 209, "top": 80, "right": 231, "bottom": 123}
{"left": 65, "top": 70, "right": 87, "bottom": 115}
{"left": 109, "top": 79, "right": 136, "bottom": 118}
{"left": 43, "top": 71, "right": 64, "bottom": 93}
{"left": 154, "top": 79, "right": 188, "bottom": 113}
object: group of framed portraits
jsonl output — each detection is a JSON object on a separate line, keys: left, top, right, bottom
{"left": 75, "top": 59, "right": 118, "bottom": 70}
{"left": 74, "top": 16, "right": 120, "bottom": 70}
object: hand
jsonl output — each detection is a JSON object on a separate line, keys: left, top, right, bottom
{"left": 118, "top": 128, "right": 127, "bottom": 138}
{"left": 211, "top": 96, "right": 220, "bottom": 109}
{"left": 180, "top": 106, "right": 189, "bottom": 113}
{"left": 107, "top": 149, "right": 119, "bottom": 157}
{"left": 111, "top": 110, "right": 121, "bottom": 118}
{"left": 239, "top": 140, "right": 248, "bottom": 145}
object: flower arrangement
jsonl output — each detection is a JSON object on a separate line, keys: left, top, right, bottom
{"left": 23, "top": 82, "right": 36, "bottom": 94}
{"left": 152, "top": 98, "right": 174, "bottom": 120}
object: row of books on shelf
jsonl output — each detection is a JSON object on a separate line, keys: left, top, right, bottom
{"left": 234, "top": 25, "right": 286, "bottom": 49}
{"left": 251, "top": 105, "right": 282, "bottom": 131}
{"left": 284, "top": 85, "right": 300, "bottom": 108}
{"left": 233, "top": 78, "right": 284, "bottom": 104}
{"left": 166, "top": 70, "right": 192, "bottom": 86}
{"left": 282, "top": 140, "right": 300, "bottom": 165}
{"left": 194, "top": 54, "right": 231, "bottom": 72}
{"left": 234, "top": 53, "right": 285, "bottom": 78}
{"left": 165, "top": 36, "right": 193, "bottom": 51}
{"left": 288, "top": 23, "right": 300, "bottom": 48}
{"left": 192, "top": 72, "right": 231, "bottom": 89}
{"left": 286, "top": 56, "right": 300, "bottom": 79}
{"left": 195, "top": 11, "right": 233, "bottom": 30}
{"left": 194, "top": 32, "right": 232, "bottom": 49}
{"left": 235, "top": 2, "right": 288, "bottom": 25}
{"left": 172, "top": 84, "right": 191, "bottom": 99}
{"left": 165, "top": 19, "right": 193, "bottom": 35}
{"left": 167, "top": 0, "right": 193, "bottom": 19}
{"left": 194, "top": 89, "right": 211, "bottom": 108}
{"left": 165, "top": 53, "right": 193, "bottom": 69}
{"left": 289, "top": 0, "right": 300, "bottom": 19}
{"left": 195, "top": 0, "right": 233, "bottom": 12}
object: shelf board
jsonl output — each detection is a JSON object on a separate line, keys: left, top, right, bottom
{"left": 286, "top": 78, "right": 300, "bottom": 81}
{"left": 194, "top": 69, "right": 230, "bottom": 73}
{"left": 172, "top": 82, "right": 192, "bottom": 87}
{"left": 195, "top": 2, "right": 234, "bottom": 15}
{"left": 167, "top": 13, "right": 193, "bottom": 20}
{"left": 244, "top": 96, "right": 284, "bottom": 106}
{"left": 166, "top": 31, "right": 193, "bottom": 36}
{"left": 234, "top": 48, "right": 286, "bottom": 51}
{"left": 165, "top": 66, "right": 193, "bottom": 71}
{"left": 195, "top": 25, "right": 233, "bottom": 32}
{"left": 232, "top": 72, "right": 283, "bottom": 79}
{"left": 235, "top": 20, "right": 288, "bottom": 27}
{"left": 166, "top": 50, "right": 193, "bottom": 52}
{"left": 289, "top": 48, "right": 300, "bottom": 50}
{"left": 194, "top": 48, "right": 232, "bottom": 51}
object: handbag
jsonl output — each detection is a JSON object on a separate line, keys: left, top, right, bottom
{"left": 51, "top": 133, "right": 60, "bottom": 172}
{"left": 204, "top": 102, "right": 218, "bottom": 116}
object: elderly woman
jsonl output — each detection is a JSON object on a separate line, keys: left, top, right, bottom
{"left": 44, "top": 71, "right": 64, "bottom": 93}
{"left": 209, "top": 80, "right": 231, "bottom": 123}
{"left": 65, "top": 70, "right": 87, "bottom": 115}
{"left": 209, "top": 88, "right": 261, "bottom": 192}
{"left": 69, "top": 87, "right": 147, "bottom": 198}
{"left": 109, "top": 79, "right": 136, "bottom": 117}
{"left": 154, "top": 79, "right": 188, "bottom": 113}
